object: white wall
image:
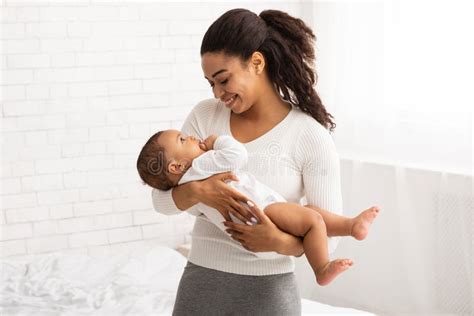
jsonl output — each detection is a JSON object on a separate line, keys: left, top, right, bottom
{"left": 0, "top": 1, "right": 304, "bottom": 257}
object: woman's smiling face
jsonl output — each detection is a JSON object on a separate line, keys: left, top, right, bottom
{"left": 201, "top": 52, "right": 262, "bottom": 114}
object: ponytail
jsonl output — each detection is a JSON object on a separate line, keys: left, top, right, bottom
{"left": 201, "top": 8, "right": 336, "bottom": 132}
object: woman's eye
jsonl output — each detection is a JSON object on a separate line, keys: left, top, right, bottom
{"left": 180, "top": 137, "right": 185, "bottom": 143}
{"left": 208, "top": 79, "right": 227, "bottom": 88}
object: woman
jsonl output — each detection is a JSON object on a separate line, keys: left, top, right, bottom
{"left": 152, "top": 8, "right": 344, "bottom": 315}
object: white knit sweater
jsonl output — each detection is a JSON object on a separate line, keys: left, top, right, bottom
{"left": 152, "top": 98, "right": 343, "bottom": 276}
{"left": 177, "top": 134, "right": 288, "bottom": 260}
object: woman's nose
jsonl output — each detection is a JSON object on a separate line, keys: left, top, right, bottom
{"left": 213, "top": 85, "right": 225, "bottom": 99}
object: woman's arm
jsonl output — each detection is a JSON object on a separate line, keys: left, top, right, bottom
{"left": 152, "top": 186, "right": 193, "bottom": 215}
{"left": 297, "top": 123, "right": 344, "bottom": 253}
{"left": 171, "top": 182, "right": 199, "bottom": 211}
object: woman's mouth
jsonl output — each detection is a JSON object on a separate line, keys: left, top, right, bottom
{"left": 224, "top": 94, "right": 238, "bottom": 108}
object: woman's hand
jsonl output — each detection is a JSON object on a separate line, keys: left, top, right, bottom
{"left": 194, "top": 171, "right": 256, "bottom": 222}
{"left": 223, "top": 202, "right": 302, "bottom": 255}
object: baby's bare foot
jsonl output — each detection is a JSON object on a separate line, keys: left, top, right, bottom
{"left": 351, "top": 206, "right": 380, "bottom": 241}
{"left": 316, "top": 259, "right": 353, "bottom": 286}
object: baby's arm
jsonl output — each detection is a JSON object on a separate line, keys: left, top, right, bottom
{"left": 178, "top": 135, "right": 254, "bottom": 230}
{"left": 199, "top": 134, "right": 218, "bottom": 151}
{"left": 201, "top": 134, "right": 248, "bottom": 170}
{"left": 179, "top": 135, "right": 248, "bottom": 184}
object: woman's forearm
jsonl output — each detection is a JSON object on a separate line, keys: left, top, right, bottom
{"left": 276, "top": 231, "right": 305, "bottom": 257}
{"left": 172, "top": 182, "right": 199, "bottom": 210}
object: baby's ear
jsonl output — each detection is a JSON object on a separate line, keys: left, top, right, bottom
{"left": 167, "top": 160, "right": 180, "bottom": 175}
{"left": 168, "top": 159, "right": 188, "bottom": 175}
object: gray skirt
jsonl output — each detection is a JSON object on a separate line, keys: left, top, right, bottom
{"left": 172, "top": 261, "right": 301, "bottom": 316}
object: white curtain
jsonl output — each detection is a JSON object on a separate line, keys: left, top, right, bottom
{"left": 303, "top": 0, "right": 472, "bottom": 175}
{"left": 294, "top": 1, "right": 473, "bottom": 314}
{"left": 295, "top": 160, "right": 472, "bottom": 314}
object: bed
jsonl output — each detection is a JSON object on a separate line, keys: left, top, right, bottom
{"left": 1, "top": 243, "right": 374, "bottom": 315}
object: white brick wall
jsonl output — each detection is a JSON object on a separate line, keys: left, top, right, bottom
{"left": 1, "top": 1, "right": 303, "bottom": 257}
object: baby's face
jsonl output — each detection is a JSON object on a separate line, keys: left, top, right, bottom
{"left": 159, "top": 129, "right": 204, "bottom": 170}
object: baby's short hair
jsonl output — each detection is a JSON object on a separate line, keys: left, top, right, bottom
{"left": 136, "top": 131, "right": 175, "bottom": 191}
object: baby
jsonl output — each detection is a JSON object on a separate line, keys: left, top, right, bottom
{"left": 137, "top": 129, "right": 379, "bottom": 286}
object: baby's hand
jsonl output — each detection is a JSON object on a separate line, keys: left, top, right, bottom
{"left": 200, "top": 134, "right": 218, "bottom": 151}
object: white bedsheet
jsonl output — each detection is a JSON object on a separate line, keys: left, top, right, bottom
{"left": 0, "top": 245, "right": 373, "bottom": 315}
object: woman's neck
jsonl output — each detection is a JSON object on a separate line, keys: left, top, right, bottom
{"left": 238, "top": 85, "right": 291, "bottom": 123}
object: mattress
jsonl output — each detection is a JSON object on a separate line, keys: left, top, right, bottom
{"left": 0, "top": 244, "right": 374, "bottom": 315}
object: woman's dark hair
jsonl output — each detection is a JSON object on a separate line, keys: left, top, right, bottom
{"left": 201, "top": 8, "right": 336, "bottom": 132}
{"left": 136, "top": 131, "right": 174, "bottom": 191}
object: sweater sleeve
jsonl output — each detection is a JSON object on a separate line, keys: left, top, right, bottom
{"left": 151, "top": 99, "right": 214, "bottom": 216}
{"left": 296, "top": 121, "right": 344, "bottom": 253}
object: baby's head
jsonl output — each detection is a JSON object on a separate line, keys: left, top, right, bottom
{"left": 136, "top": 129, "right": 204, "bottom": 191}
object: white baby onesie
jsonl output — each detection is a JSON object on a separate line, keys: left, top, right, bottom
{"left": 177, "top": 135, "right": 287, "bottom": 259}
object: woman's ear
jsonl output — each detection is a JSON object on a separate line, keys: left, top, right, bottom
{"left": 250, "top": 51, "right": 265, "bottom": 75}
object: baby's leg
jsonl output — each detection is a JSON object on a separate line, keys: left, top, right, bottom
{"left": 304, "top": 204, "right": 380, "bottom": 240}
{"left": 264, "top": 202, "right": 352, "bottom": 286}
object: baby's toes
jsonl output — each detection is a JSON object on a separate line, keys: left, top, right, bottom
{"left": 371, "top": 206, "right": 380, "bottom": 214}
{"left": 338, "top": 259, "right": 353, "bottom": 268}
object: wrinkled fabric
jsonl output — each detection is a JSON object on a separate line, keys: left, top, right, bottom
{"left": 0, "top": 246, "right": 186, "bottom": 315}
